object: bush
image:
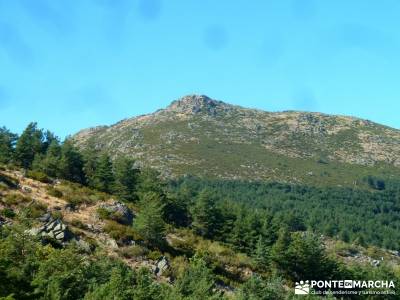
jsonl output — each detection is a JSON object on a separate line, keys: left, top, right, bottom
{"left": 97, "top": 207, "right": 112, "bottom": 220}
{"left": 119, "top": 245, "right": 149, "bottom": 259}
{"left": 46, "top": 187, "right": 63, "bottom": 198}
{"left": 1, "top": 208, "right": 16, "bottom": 218}
{"left": 24, "top": 202, "right": 47, "bottom": 219}
{"left": 1, "top": 192, "right": 32, "bottom": 206}
{"left": 146, "top": 250, "right": 163, "bottom": 261}
{"left": 58, "top": 182, "right": 107, "bottom": 206}
{"left": 26, "top": 170, "right": 51, "bottom": 183}
{"left": 70, "top": 218, "right": 88, "bottom": 230}
{"left": 103, "top": 221, "right": 142, "bottom": 244}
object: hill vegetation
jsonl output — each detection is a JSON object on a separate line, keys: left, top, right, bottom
{"left": 73, "top": 95, "right": 400, "bottom": 187}
{"left": 0, "top": 121, "right": 400, "bottom": 299}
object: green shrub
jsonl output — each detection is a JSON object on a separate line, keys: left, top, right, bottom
{"left": 97, "top": 207, "right": 112, "bottom": 220}
{"left": 24, "top": 202, "right": 47, "bottom": 218}
{"left": 26, "top": 170, "right": 51, "bottom": 183}
{"left": 70, "top": 218, "right": 88, "bottom": 230}
{"left": 50, "top": 210, "right": 63, "bottom": 220}
{"left": 46, "top": 187, "right": 63, "bottom": 198}
{"left": 58, "top": 182, "right": 107, "bottom": 206}
{"left": 146, "top": 250, "right": 162, "bottom": 261}
{"left": 1, "top": 208, "right": 16, "bottom": 218}
{"left": 103, "top": 221, "right": 142, "bottom": 243}
{"left": 2, "top": 192, "right": 32, "bottom": 206}
{"left": 119, "top": 245, "right": 149, "bottom": 258}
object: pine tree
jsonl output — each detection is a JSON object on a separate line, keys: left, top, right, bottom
{"left": 174, "top": 255, "right": 221, "bottom": 299}
{"left": 32, "top": 139, "right": 61, "bottom": 177}
{"left": 270, "top": 227, "right": 292, "bottom": 274}
{"left": 82, "top": 138, "right": 100, "bottom": 188}
{"left": 58, "top": 140, "right": 85, "bottom": 183}
{"left": 191, "top": 188, "right": 221, "bottom": 238}
{"left": 0, "top": 127, "right": 17, "bottom": 164}
{"left": 92, "top": 153, "right": 114, "bottom": 193}
{"left": 134, "top": 192, "right": 166, "bottom": 248}
{"left": 113, "top": 156, "right": 139, "bottom": 201}
{"left": 254, "top": 235, "right": 270, "bottom": 268}
{"left": 14, "top": 122, "right": 43, "bottom": 168}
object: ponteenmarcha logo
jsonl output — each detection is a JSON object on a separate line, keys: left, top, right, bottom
{"left": 294, "top": 280, "right": 396, "bottom": 296}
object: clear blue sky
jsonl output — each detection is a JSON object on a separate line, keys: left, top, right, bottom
{"left": 1, "top": 0, "right": 400, "bottom": 138}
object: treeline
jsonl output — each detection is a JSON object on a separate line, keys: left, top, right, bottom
{"left": 0, "top": 123, "right": 139, "bottom": 201}
{"left": 169, "top": 176, "right": 400, "bottom": 251}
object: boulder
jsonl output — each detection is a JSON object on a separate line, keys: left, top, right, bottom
{"left": 28, "top": 218, "right": 73, "bottom": 244}
{"left": 38, "top": 212, "right": 52, "bottom": 223}
{"left": 154, "top": 256, "right": 170, "bottom": 277}
{"left": 99, "top": 201, "right": 134, "bottom": 225}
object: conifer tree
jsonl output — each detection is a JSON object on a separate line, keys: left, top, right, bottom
{"left": 58, "top": 140, "right": 85, "bottom": 183}
{"left": 113, "top": 156, "right": 138, "bottom": 201}
{"left": 14, "top": 122, "right": 43, "bottom": 168}
{"left": 191, "top": 188, "right": 221, "bottom": 238}
{"left": 92, "top": 153, "right": 114, "bottom": 193}
{"left": 134, "top": 192, "right": 166, "bottom": 247}
{"left": 0, "top": 127, "right": 17, "bottom": 164}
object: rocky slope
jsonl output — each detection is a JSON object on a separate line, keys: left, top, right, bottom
{"left": 73, "top": 95, "right": 400, "bottom": 186}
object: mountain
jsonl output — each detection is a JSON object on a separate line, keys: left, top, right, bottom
{"left": 73, "top": 95, "right": 400, "bottom": 186}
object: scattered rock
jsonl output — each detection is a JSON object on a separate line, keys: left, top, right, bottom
{"left": 38, "top": 212, "right": 52, "bottom": 223}
{"left": 105, "top": 237, "right": 119, "bottom": 249}
{"left": 64, "top": 203, "right": 76, "bottom": 212}
{"left": 21, "top": 186, "right": 32, "bottom": 193}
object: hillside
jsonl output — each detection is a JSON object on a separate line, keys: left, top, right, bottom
{"left": 1, "top": 167, "right": 400, "bottom": 299}
{"left": 73, "top": 95, "right": 400, "bottom": 187}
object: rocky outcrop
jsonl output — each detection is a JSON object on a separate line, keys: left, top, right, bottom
{"left": 28, "top": 216, "right": 73, "bottom": 244}
{"left": 99, "top": 201, "right": 134, "bottom": 225}
{"left": 153, "top": 256, "right": 170, "bottom": 277}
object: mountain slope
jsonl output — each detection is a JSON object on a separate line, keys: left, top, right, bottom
{"left": 73, "top": 95, "right": 400, "bottom": 186}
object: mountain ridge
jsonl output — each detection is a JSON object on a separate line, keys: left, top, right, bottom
{"left": 73, "top": 95, "right": 400, "bottom": 186}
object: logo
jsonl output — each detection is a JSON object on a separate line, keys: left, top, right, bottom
{"left": 294, "top": 279, "right": 395, "bottom": 296}
{"left": 295, "top": 280, "right": 310, "bottom": 295}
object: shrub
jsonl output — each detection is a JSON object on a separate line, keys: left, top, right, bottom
{"left": 26, "top": 170, "right": 51, "bottom": 183}
{"left": 97, "top": 207, "right": 112, "bottom": 220}
{"left": 103, "top": 221, "right": 142, "bottom": 244}
{"left": 50, "top": 210, "right": 63, "bottom": 220}
{"left": 146, "top": 250, "right": 163, "bottom": 261}
{"left": 58, "top": 182, "right": 107, "bottom": 206}
{"left": 70, "top": 218, "right": 88, "bottom": 230}
{"left": 1, "top": 208, "right": 16, "bottom": 218}
{"left": 2, "top": 192, "right": 32, "bottom": 206}
{"left": 24, "top": 202, "right": 47, "bottom": 218}
{"left": 46, "top": 187, "right": 63, "bottom": 198}
{"left": 119, "top": 245, "right": 149, "bottom": 259}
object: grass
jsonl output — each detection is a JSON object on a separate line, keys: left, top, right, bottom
{"left": 56, "top": 182, "right": 107, "bottom": 206}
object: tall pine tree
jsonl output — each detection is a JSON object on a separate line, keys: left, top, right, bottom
{"left": 15, "top": 122, "right": 43, "bottom": 168}
{"left": 92, "top": 153, "right": 114, "bottom": 193}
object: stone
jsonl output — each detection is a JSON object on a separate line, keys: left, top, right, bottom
{"left": 55, "top": 231, "right": 65, "bottom": 240}
{"left": 38, "top": 212, "right": 52, "bottom": 223}
{"left": 99, "top": 201, "right": 134, "bottom": 225}
{"left": 22, "top": 186, "right": 32, "bottom": 193}
{"left": 106, "top": 238, "right": 118, "bottom": 249}
{"left": 154, "top": 256, "right": 170, "bottom": 277}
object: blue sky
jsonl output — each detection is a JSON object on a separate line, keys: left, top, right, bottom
{"left": 1, "top": 0, "right": 400, "bottom": 138}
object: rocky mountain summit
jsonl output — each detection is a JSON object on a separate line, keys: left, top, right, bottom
{"left": 73, "top": 95, "right": 400, "bottom": 186}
